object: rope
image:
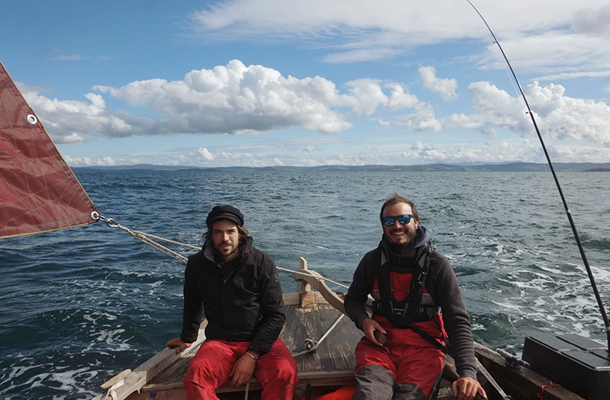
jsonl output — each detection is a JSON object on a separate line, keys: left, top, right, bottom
{"left": 277, "top": 266, "right": 349, "bottom": 290}
{"left": 292, "top": 313, "right": 345, "bottom": 357}
{"left": 95, "top": 214, "right": 349, "bottom": 291}
{"left": 95, "top": 214, "right": 195, "bottom": 265}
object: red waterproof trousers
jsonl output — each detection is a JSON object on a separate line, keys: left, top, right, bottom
{"left": 184, "top": 338, "right": 298, "bottom": 400}
{"left": 354, "top": 325, "right": 445, "bottom": 399}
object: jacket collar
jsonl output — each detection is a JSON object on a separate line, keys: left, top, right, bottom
{"left": 380, "top": 225, "right": 430, "bottom": 265}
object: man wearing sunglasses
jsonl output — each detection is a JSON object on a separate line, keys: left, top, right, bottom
{"left": 344, "top": 194, "right": 486, "bottom": 400}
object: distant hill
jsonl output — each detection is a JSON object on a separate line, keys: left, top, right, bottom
{"left": 72, "top": 162, "right": 610, "bottom": 173}
{"left": 73, "top": 164, "right": 198, "bottom": 172}
{"left": 583, "top": 167, "right": 610, "bottom": 172}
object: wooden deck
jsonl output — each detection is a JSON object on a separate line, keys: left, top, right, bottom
{"left": 281, "top": 293, "right": 361, "bottom": 386}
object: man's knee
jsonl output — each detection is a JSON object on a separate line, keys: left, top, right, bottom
{"left": 256, "top": 355, "right": 297, "bottom": 386}
{"left": 276, "top": 357, "right": 298, "bottom": 382}
{"left": 257, "top": 340, "right": 298, "bottom": 384}
{"left": 186, "top": 354, "right": 231, "bottom": 390}
{"left": 185, "top": 379, "right": 217, "bottom": 400}
{"left": 353, "top": 364, "right": 395, "bottom": 400}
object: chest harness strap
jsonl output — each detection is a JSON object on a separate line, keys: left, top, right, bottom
{"left": 374, "top": 243, "right": 449, "bottom": 353}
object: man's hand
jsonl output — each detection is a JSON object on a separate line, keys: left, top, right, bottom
{"left": 165, "top": 337, "right": 192, "bottom": 353}
{"left": 452, "top": 376, "right": 487, "bottom": 400}
{"left": 229, "top": 351, "right": 258, "bottom": 387}
{"left": 362, "top": 318, "right": 387, "bottom": 347}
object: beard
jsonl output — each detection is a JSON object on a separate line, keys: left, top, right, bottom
{"left": 214, "top": 239, "right": 240, "bottom": 261}
{"left": 385, "top": 226, "right": 417, "bottom": 254}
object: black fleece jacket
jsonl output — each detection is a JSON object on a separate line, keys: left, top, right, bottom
{"left": 180, "top": 237, "right": 285, "bottom": 355}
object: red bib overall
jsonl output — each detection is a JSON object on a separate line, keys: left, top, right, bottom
{"left": 354, "top": 269, "right": 446, "bottom": 400}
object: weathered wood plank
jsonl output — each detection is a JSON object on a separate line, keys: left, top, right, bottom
{"left": 93, "top": 327, "right": 206, "bottom": 400}
{"left": 100, "top": 369, "right": 132, "bottom": 389}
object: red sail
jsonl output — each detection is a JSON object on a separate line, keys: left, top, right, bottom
{"left": 0, "top": 61, "right": 98, "bottom": 238}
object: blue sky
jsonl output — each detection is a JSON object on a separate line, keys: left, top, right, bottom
{"left": 3, "top": 0, "right": 610, "bottom": 167}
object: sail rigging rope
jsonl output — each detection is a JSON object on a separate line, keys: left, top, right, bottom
{"left": 94, "top": 213, "right": 349, "bottom": 291}
{"left": 95, "top": 213, "right": 193, "bottom": 264}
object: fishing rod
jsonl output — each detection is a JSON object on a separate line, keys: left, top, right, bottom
{"left": 467, "top": 0, "right": 610, "bottom": 352}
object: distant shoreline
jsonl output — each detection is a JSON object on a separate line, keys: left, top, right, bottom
{"left": 72, "top": 162, "right": 610, "bottom": 173}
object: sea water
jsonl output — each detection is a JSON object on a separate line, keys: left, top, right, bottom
{"left": 1, "top": 168, "right": 609, "bottom": 399}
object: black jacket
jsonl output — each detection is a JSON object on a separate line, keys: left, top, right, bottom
{"left": 180, "top": 237, "right": 285, "bottom": 354}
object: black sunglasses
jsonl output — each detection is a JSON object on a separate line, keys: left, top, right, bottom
{"left": 381, "top": 214, "right": 414, "bottom": 227}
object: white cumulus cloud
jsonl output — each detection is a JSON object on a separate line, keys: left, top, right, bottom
{"left": 448, "top": 81, "right": 610, "bottom": 145}
{"left": 197, "top": 147, "right": 215, "bottom": 160}
{"left": 418, "top": 66, "right": 458, "bottom": 101}
{"left": 93, "top": 60, "right": 354, "bottom": 136}
{"left": 21, "top": 60, "right": 444, "bottom": 144}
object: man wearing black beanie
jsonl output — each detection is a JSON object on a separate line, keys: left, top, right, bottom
{"left": 166, "top": 205, "right": 297, "bottom": 399}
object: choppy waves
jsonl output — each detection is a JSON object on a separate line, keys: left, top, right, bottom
{"left": 1, "top": 169, "right": 609, "bottom": 399}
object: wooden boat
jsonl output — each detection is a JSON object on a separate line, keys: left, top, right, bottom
{"left": 91, "top": 258, "right": 585, "bottom": 400}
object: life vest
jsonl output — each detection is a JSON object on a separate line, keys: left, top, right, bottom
{"left": 372, "top": 242, "right": 450, "bottom": 354}
{"left": 372, "top": 242, "right": 439, "bottom": 328}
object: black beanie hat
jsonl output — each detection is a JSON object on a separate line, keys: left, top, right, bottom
{"left": 206, "top": 205, "right": 244, "bottom": 229}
